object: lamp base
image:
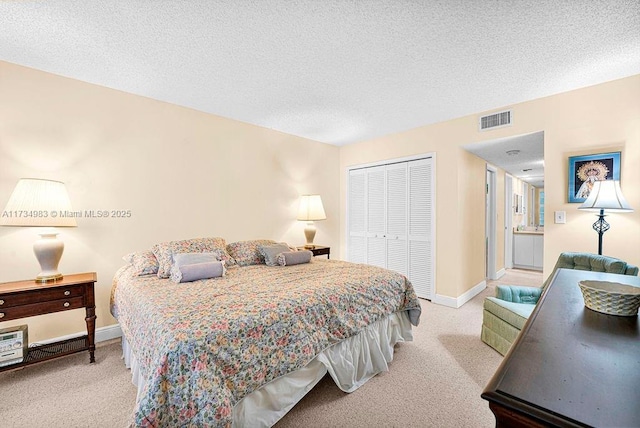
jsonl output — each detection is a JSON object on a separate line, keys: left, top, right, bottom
{"left": 592, "top": 209, "right": 609, "bottom": 256}
{"left": 33, "top": 231, "right": 65, "bottom": 283}
{"left": 36, "top": 273, "right": 64, "bottom": 283}
{"left": 304, "top": 222, "right": 317, "bottom": 248}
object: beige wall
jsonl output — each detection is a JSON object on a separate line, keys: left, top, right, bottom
{"left": 2, "top": 61, "right": 638, "bottom": 339}
{"left": 458, "top": 149, "right": 488, "bottom": 296}
{"left": 535, "top": 77, "right": 638, "bottom": 271}
{"left": 340, "top": 74, "right": 640, "bottom": 301}
{"left": 0, "top": 61, "right": 340, "bottom": 342}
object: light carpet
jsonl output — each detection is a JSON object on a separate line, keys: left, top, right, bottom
{"left": 0, "top": 269, "right": 542, "bottom": 427}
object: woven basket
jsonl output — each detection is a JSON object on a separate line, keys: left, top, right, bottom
{"left": 578, "top": 280, "right": 640, "bottom": 316}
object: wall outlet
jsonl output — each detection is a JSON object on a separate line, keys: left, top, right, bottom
{"left": 554, "top": 211, "right": 566, "bottom": 224}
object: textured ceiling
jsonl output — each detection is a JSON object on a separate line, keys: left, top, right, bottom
{"left": 463, "top": 131, "right": 545, "bottom": 188}
{"left": 1, "top": 0, "right": 639, "bottom": 149}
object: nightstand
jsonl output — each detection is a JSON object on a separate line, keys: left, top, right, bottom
{"left": 0, "top": 272, "right": 97, "bottom": 372}
{"left": 297, "top": 245, "right": 330, "bottom": 259}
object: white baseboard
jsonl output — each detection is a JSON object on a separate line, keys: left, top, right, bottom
{"left": 512, "top": 264, "right": 543, "bottom": 271}
{"left": 29, "top": 324, "right": 122, "bottom": 347}
{"left": 432, "top": 280, "right": 487, "bottom": 309}
{"left": 96, "top": 324, "right": 123, "bottom": 343}
{"left": 431, "top": 294, "right": 458, "bottom": 308}
{"left": 496, "top": 268, "right": 506, "bottom": 279}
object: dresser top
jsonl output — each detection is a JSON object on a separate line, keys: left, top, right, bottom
{"left": 483, "top": 268, "right": 640, "bottom": 427}
{"left": 0, "top": 272, "right": 97, "bottom": 293}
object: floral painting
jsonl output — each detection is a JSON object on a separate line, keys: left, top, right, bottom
{"left": 568, "top": 151, "right": 621, "bottom": 203}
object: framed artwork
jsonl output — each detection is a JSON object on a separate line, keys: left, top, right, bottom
{"left": 568, "top": 151, "right": 621, "bottom": 203}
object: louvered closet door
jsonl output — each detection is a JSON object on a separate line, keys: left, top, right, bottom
{"left": 347, "top": 156, "right": 434, "bottom": 300}
{"left": 385, "top": 163, "right": 408, "bottom": 276}
{"left": 366, "top": 166, "right": 386, "bottom": 268}
{"left": 408, "top": 158, "right": 434, "bottom": 299}
{"left": 348, "top": 169, "right": 367, "bottom": 263}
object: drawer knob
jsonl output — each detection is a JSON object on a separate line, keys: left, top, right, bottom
{"left": 64, "top": 290, "right": 71, "bottom": 296}
{"left": 0, "top": 313, "right": 4, "bottom": 318}
{"left": 63, "top": 302, "right": 70, "bottom": 308}
{"left": 0, "top": 299, "right": 4, "bottom": 305}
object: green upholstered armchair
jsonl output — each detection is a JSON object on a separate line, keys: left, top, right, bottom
{"left": 481, "top": 252, "right": 639, "bottom": 356}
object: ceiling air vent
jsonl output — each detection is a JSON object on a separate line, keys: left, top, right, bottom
{"left": 479, "top": 110, "right": 512, "bottom": 131}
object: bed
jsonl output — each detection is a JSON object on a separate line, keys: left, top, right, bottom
{"left": 110, "top": 238, "right": 422, "bottom": 427}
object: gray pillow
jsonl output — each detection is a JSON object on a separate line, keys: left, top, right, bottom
{"left": 258, "top": 243, "right": 292, "bottom": 267}
{"left": 170, "top": 252, "right": 221, "bottom": 282}
{"left": 178, "top": 261, "right": 226, "bottom": 283}
{"left": 276, "top": 250, "right": 312, "bottom": 266}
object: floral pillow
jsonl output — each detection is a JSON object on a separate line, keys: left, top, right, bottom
{"left": 122, "top": 250, "right": 159, "bottom": 276}
{"left": 226, "top": 239, "right": 277, "bottom": 267}
{"left": 152, "top": 237, "right": 235, "bottom": 278}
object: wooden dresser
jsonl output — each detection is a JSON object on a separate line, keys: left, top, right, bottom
{"left": 482, "top": 268, "right": 640, "bottom": 427}
{"left": 0, "top": 272, "right": 97, "bottom": 371}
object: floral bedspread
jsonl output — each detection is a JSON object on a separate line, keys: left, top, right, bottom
{"left": 110, "top": 259, "right": 421, "bottom": 427}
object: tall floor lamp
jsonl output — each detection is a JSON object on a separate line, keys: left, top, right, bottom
{"left": 578, "top": 180, "right": 633, "bottom": 255}
{"left": 1, "top": 178, "right": 77, "bottom": 282}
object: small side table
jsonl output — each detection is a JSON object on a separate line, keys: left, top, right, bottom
{"left": 0, "top": 272, "right": 97, "bottom": 372}
{"left": 297, "top": 245, "right": 330, "bottom": 259}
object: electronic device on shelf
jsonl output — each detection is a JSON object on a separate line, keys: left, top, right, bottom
{"left": 0, "top": 325, "right": 28, "bottom": 367}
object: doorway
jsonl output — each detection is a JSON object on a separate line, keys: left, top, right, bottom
{"left": 486, "top": 166, "right": 497, "bottom": 280}
{"left": 504, "top": 173, "right": 513, "bottom": 269}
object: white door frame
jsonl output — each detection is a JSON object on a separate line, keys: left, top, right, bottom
{"left": 486, "top": 165, "right": 498, "bottom": 280}
{"left": 504, "top": 174, "right": 513, "bottom": 269}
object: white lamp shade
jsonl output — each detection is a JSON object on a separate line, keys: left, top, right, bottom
{"left": 578, "top": 180, "right": 633, "bottom": 212}
{"left": 1, "top": 178, "right": 77, "bottom": 227}
{"left": 297, "top": 194, "right": 327, "bottom": 221}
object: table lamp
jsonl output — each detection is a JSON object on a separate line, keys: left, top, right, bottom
{"left": 1, "top": 178, "right": 77, "bottom": 282}
{"left": 297, "top": 194, "right": 326, "bottom": 248}
{"left": 578, "top": 180, "right": 633, "bottom": 255}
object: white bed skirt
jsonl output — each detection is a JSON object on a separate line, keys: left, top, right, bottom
{"left": 121, "top": 310, "right": 413, "bottom": 427}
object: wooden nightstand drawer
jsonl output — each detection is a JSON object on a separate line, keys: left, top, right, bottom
{"left": 0, "top": 284, "right": 85, "bottom": 308}
{"left": 0, "top": 296, "right": 85, "bottom": 321}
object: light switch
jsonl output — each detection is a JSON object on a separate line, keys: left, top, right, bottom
{"left": 554, "top": 211, "right": 566, "bottom": 224}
